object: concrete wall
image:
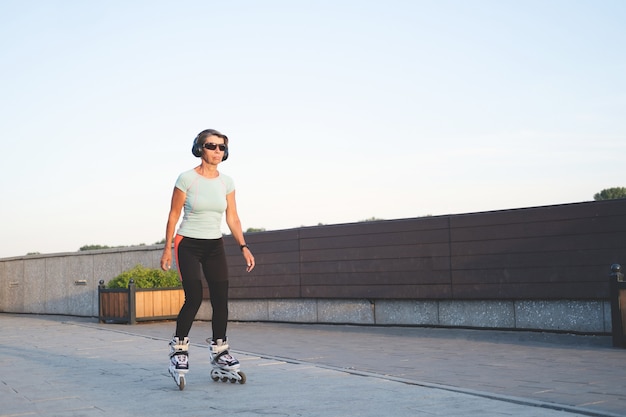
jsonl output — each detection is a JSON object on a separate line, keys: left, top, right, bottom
{"left": 0, "top": 245, "right": 163, "bottom": 318}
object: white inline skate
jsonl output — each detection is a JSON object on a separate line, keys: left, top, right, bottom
{"left": 208, "top": 338, "right": 246, "bottom": 384}
{"left": 168, "top": 337, "right": 189, "bottom": 390}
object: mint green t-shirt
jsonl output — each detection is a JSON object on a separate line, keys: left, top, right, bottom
{"left": 174, "top": 169, "right": 235, "bottom": 239}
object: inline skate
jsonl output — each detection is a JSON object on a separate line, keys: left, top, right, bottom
{"left": 168, "top": 337, "right": 189, "bottom": 390}
{"left": 208, "top": 338, "right": 246, "bottom": 384}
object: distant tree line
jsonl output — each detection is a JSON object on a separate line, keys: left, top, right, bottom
{"left": 79, "top": 243, "right": 149, "bottom": 251}
{"left": 77, "top": 232, "right": 268, "bottom": 252}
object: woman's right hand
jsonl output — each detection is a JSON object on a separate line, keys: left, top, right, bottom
{"left": 160, "top": 251, "right": 172, "bottom": 271}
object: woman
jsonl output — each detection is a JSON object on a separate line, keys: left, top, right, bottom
{"left": 160, "top": 128, "right": 255, "bottom": 388}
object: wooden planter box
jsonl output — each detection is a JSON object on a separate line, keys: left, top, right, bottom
{"left": 98, "top": 280, "right": 184, "bottom": 324}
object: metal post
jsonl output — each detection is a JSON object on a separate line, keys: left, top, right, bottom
{"left": 609, "top": 264, "right": 625, "bottom": 348}
{"left": 129, "top": 279, "right": 137, "bottom": 325}
{"left": 98, "top": 280, "right": 105, "bottom": 323}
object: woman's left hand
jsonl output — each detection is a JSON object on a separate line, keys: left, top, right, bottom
{"left": 243, "top": 248, "right": 255, "bottom": 272}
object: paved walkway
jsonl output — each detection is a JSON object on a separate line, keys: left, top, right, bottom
{"left": 1, "top": 314, "right": 624, "bottom": 417}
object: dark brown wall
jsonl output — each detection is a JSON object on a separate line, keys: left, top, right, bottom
{"left": 221, "top": 199, "right": 626, "bottom": 301}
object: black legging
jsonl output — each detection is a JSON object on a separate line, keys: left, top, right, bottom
{"left": 174, "top": 236, "right": 229, "bottom": 341}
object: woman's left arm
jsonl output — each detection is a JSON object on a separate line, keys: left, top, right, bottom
{"left": 225, "top": 190, "right": 255, "bottom": 272}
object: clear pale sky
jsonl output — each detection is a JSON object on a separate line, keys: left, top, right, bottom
{"left": 1, "top": 0, "right": 624, "bottom": 258}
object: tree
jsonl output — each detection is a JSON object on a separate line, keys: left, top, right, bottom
{"left": 593, "top": 187, "right": 626, "bottom": 201}
{"left": 246, "top": 227, "right": 266, "bottom": 233}
{"left": 79, "top": 244, "right": 112, "bottom": 251}
{"left": 360, "top": 216, "right": 384, "bottom": 222}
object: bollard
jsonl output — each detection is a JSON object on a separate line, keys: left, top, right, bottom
{"left": 128, "top": 279, "right": 137, "bottom": 325}
{"left": 609, "top": 264, "right": 626, "bottom": 348}
{"left": 98, "top": 280, "right": 105, "bottom": 323}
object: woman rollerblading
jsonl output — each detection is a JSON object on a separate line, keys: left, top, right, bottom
{"left": 160, "top": 128, "right": 255, "bottom": 390}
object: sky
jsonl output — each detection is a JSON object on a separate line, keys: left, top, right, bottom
{"left": 1, "top": 0, "right": 624, "bottom": 258}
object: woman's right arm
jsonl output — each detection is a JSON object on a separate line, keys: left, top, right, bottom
{"left": 160, "top": 187, "right": 186, "bottom": 271}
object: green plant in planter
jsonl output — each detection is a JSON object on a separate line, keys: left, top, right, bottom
{"left": 106, "top": 265, "right": 182, "bottom": 289}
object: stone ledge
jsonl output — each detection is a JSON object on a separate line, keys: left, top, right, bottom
{"left": 222, "top": 298, "right": 612, "bottom": 334}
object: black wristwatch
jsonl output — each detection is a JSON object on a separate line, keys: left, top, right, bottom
{"left": 240, "top": 244, "right": 249, "bottom": 252}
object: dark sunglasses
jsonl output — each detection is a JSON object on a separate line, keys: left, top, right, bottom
{"left": 203, "top": 142, "right": 227, "bottom": 151}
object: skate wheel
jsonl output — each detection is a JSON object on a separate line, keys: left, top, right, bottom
{"left": 238, "top": 371, "right": 246, "bottom": 384}
{"left": 178, "top": 375, "right": 185, "bottom": 391}
{"left": 221, "top": 377, "right": 229, "bottom": 382}
{"left": 211, "top": 375, "right": 219, "bottom": 382}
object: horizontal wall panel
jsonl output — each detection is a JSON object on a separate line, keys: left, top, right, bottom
{"left": 225, "top": 241, "right": 299, "bottom": 256}
{"left": 231, "top": 273, "right": 299, "bottom": 288}
{"left": 229, "top": 263, "right": 300, "bottom": 277}
{"left": 299, "top": 217, "right": 450, "bottom": 238}
{"left": 451, "top": 216, "right": 626, "bottom": 242}
{"left": 451, "top": 265, "right": 605, "bottom": 285}
{"left": 301, "top": 243, "right": 451, "bottom": 262}
{"left": 300, "top": 229, "right": 449, "bottom": 250}
{"left": 452, "top": 282, "right": 609, "bottom": 300}
{"left": 301, "top": 257, "right": 450, "bottom": 274}
{"left": 451, "top": 249, "right": 622, "bottom": 270}
{"left": 451, "top": 233, "right": 624, "bottom": 256}
{"left": 301, "top": 270, "right": 451, "bottom": 286}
